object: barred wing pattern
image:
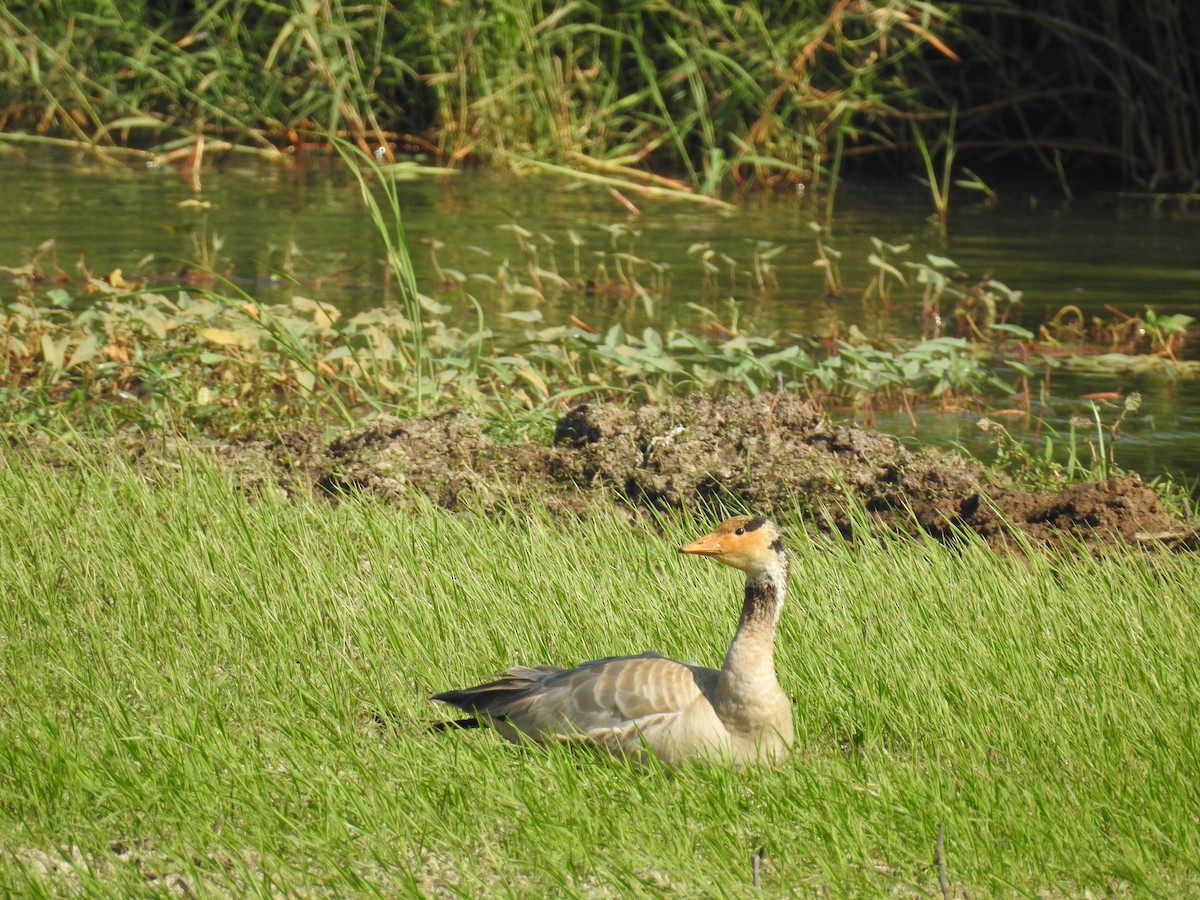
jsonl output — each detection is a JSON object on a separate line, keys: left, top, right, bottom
{"left": 433, "top": 652, "right": 728, "bottom": 763}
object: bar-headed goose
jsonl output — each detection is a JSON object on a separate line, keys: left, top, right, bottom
{"left": 431, "top": 515, "right": 793, "bottom": 765}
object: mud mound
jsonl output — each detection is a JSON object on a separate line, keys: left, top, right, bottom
{"left": 215, "top": 415, "right": 546, "bottom": 511}
{"left": 552, "top": 395, "right": 985, "bottom": 535}
{"left": 211, "top": 393, "right": 1192, "bottom": 550}
{"left": 980, "top": 477, "right": 1180, "bottom": 546}
{"left": 551, "top": 397, "right": 1187, "bottom": 545}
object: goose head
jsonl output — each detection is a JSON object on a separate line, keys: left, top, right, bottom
{"left": 680, "top": 515, "right": 785, "bottom": 576}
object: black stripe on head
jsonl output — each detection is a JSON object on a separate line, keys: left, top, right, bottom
{"left": 744, "top": 516, "right": 767, "bottom": 532}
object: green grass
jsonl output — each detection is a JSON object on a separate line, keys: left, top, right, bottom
{"left": 1, "top": 446, "right": 1198, "bottom": 896}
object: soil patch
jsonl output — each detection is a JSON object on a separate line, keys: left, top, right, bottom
{"left": 207, "top": 393, "right": 1193, "bottom": 550}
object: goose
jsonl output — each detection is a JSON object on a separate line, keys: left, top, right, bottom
{"left": 431, "top": 515, "right": 793, "bottom": 765}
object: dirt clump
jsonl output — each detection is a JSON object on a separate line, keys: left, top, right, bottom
{"left": 551, "top": 395, "right": 985, "bottom": 534}
{"left": 206, "top": 393, "right": 1190, "bottom": 549}
{"left": 978, "top": 477, "right": 1180, "bottom": 546}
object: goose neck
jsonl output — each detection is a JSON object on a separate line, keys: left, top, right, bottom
{"left": 721, "top": 560, "right": 788, "bottom": 680}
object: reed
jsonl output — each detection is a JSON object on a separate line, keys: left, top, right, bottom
{"left": 5, "top": 1, "right": 1191, "bottom": 191}
{"left": 943, "top": 1, "right": 1200, "bottom": 191}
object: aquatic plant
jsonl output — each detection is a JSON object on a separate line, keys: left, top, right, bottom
{"left": 3, "top": 205, "right": 1196, "bottom": 439}
{"left": 975, "top": 392, "right": 1143, "bottom": 488}
{"left": 1041, "top": 304, "right": 1196, "bottom": 359}
{"left": 334, "top": 139, "right": 429, "bottom": 410}
{"left": 911, "top": 109, "right": 956, "bottom": 227}
{"left": 1, "top": 146, "right": 1193, "bottom": 445}
{"left": 1, "top": 1, "right": 1195, "bottom": 191}
{"left": 0, "top": 278, "right": 1037, "bottom": 437}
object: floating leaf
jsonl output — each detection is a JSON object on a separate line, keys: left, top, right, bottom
{"left": 292, "top": 295, "right": 341, "bottom": 329}
{"left": 502, "top": 309, "right": 544, "bottom": 323}
{"left": 47, "top": 289, "right": 75, "bottom": 309}
{"left": 417, "top": 294, "right": 452, "bottom": 315}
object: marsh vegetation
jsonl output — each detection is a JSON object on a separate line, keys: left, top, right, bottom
{"left": 3, "top": 1, "right": 1199, "bottom": 196}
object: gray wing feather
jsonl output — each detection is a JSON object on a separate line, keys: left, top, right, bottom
{"left": 434, "top": 652, "right": 727, "bottom": 760}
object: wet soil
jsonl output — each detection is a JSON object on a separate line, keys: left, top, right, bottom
{"left": 211, "top": 393, "right": 1193, "bottom": 550}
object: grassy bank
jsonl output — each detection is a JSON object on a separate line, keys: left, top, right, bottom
{"left": 1, "top": 1, "right": 1196, "bottom": 191}
{"left": 1, "top": 446, "right": 1197, "bottom": 894}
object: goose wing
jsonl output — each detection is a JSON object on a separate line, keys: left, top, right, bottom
{"left": 434, "top": 652, "right": 727, "bottom": 762}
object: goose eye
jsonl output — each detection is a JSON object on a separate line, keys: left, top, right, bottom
{"left": 735, "top": 527, "right": 746, "bottom": 535}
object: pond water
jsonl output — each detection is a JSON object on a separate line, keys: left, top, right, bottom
{"left": 2, "top": 149, "right": 1199, "bottom": 487}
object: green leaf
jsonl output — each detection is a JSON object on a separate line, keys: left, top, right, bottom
{"left": 41, "top": 334, "right": 68, "bottom": 369}
{"left": 66, "top": 334, "right": 100, "bottom": 368}
{"left": 417, "top": 294, "right": 452, "bottom": 315}
{"left": 294, "top": 368, "right": 316, "bottom": 392}
{"left": 198, "top": 328, "right": 257, "bottom": 350}
{"left": 501, "top": 309, "right": 544, "bottom": 323}
{"left": 990, "top": 324, "right": 1035, "bottom": 340}
{"left": 867, "top": 254, "right": 907, "bottom": 284}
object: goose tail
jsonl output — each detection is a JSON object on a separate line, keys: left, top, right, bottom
{"left": 431, "top": 666, "right": 564, "bottom": 717}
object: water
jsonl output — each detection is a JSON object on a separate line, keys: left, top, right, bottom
{"left": 2, "top": 149, "right": 1198, "bottom": 484}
